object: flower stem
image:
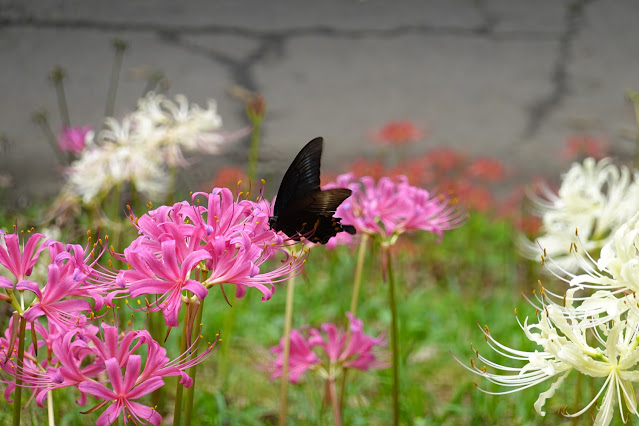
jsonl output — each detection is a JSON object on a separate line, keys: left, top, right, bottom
{"left": 349, "top": 234, "right": 369, "bottom": 315}
{"left": 167, "top": 165, "right": 177, "bottom": 206}
{"left": 328, "top": 378, "right": 342, "bottom": 426}
{"left": 628, "top": 90, "right": 639, "bottom": 169}
{"left": 104, "top": 38, "right": 128, "bottom": 119}
{"left": 49, "top": 67, "right": 71, "bottom": 129}
{"left": 173, "top": 300, "right": 191, "bottom": 426}
{"left": 278, "top": 271, "right": 297, "bottom": 426}
{"left": 246, "top": 114, "right": 262, "bottom": 184}
{"left": 32, "top": 110, "right": 68, "bottom": 165}
{"left": 383, "top": 244, "right": 400, "bottom": 426}
{"left": 184, "top": 300, "right": 205, "bottom": 426}
{"left": 12, "top": 315, "right": 26, "bottom": 426}
{"left": 47, "top": 390, "right": 55, "bottom": 426}
{"left": 339, "top": 234, "right": 370, "bottom": 411}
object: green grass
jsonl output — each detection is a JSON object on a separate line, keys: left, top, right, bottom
{"left": 0, "top": 213, "right": 625, "bottom": 424}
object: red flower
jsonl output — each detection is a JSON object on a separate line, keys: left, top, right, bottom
{"left": 372, "top": 120, "right": 424, "bottom": 146}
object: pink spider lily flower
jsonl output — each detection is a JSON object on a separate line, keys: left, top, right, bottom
{"left": 193, "top": 189, "right": 307, "bottom": 298}
{"left": 0, "top": 319, "right": 104, "bottom": 405}
{"left": 18, "top": 264, "right": 92, "bottom": 331}
{"left": 122, "top": 189, "right": 307, "bottom": 308}
{"left": 308, "top": 313, "right": 388, "bottom": 373}
{"left": 83, "top": 324, "right": 151, "bottom": 368}
{"left": 120, "top": 239, "right": 211, "bottom": 327}
{"left": 270, "top": 314, "right": 387, "bottom": 383}
{"left": 324, "top": 174, "right": 465, "bottom": 245}
{"left": 270, "top": 329, "right": 320, "bottom": 384}
{"left": 44, "top": 236, "right": 116, "bottom": 311}
{"left": 136, "top": 331, "right": 221, "bottom": 388}
{"left": 0, "top": 230, "right": 47, "bottom": 284}
{"left": 79, "top": 355, "right": 164, "bottom": 426}
{"left": 58, "top": 125, "right": 92, "bottom": 154}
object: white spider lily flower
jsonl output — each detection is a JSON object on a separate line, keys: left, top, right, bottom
{"left": 65, "top": 140, "right": 168, "bottom": 204}
{"left": 520, "top": 158, "right": 639, "bottom": 273}
{"left": 540, "top": 213, "right": 639, "bottom": 302}
{"left": 134, "top": 92, "right": 247, "bottom": 167}
{"left": 456, "top": 296, "right": 639, "bottom": 425}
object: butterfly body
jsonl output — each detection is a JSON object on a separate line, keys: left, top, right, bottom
{"left": 269, "top": 137, "right": 356, "bottom": 244}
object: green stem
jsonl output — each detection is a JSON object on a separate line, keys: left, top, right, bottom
{"left": 278, "top": 271, "right": 297, "bottom": 426}
{"left": 339, "top": 234, "right": 370, "bottom": 412}
{"left": 349, "top": 234, "right": 369, "bottom": 315}
{"left": 150, "top": 312, "right": 165, "bottom": 412}
{"left": 184, "top": 300, "right": 205, "bottom": 426}
{"left": 47, "top": 390, "right": 55, "bottom": 426}
{"left": 105, "top": 39, "right": 128, "bottom": 119}
{"left": 384, "top": 244, "right": 400, "bottom": 426}
{"left": 246, "top": 118, "right": 262, "bottom": 183}
{"left": 12, "top": 315, "right": 26, "bottom": 426}
{"left": 173, "top": 301, "right": 191, "bottom": 426}
{"left": 629, "top": 91, "right": 639, "bottom": 169}
{"left": 327, "top": 378, "right": 342, "bottom": 426}
{"left": 51, "top": 68, "right": 71, "bottom": 129}
{"left": 167, "top": 165, "right": 177, "bottom": 205}
{"left": 32, "top": 111, "right": 68, "bottom": 165}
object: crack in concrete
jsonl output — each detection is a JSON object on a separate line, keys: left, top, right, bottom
{"left": 159, "top": 32, "right": 286, "bottom": 159}
{"left": 524, "top": 0, "right": 596, "bottom": 137}
{"left": 0, "top": 16, "right": 558, "bottom": 41}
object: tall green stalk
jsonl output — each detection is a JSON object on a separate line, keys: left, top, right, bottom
{"left": 246, "top": 115, "right": 262, "bottom": 184}
{"left": 32, "top": 110, "right": 67, "bottom": 165}
{"left": 105, "top": 39, "right": 128, "bottom": 119}
{"left": 349, "top": 234, "right": 369, "bottom": 315}
{"left": 49, "top": 67, "right": 70, "bottom": 129}
{"left": 629, "top": 91, "right": 639, "bottom": 169}
{"left": 278, "top": 271, "right": 297, "bottom": 426}
{"left": 173, "top": 301, "right": 191, "bottom": 426}
{"left": 383, "top": 244, "right": 400, "bottom": 426}
{"left": 184, "top": 300, "right": 205, "bottom": 426}
{"left": 340, "top": 233, "right": 370, "bottom": 411}
{"left": 327, "top": 378, "right": 342, "bottom": 426}
{"left": 12, "top": 315, "right": 26, "bottom": 426}
{"left": 47, "top": 390, "right": 55, "bottom": 426}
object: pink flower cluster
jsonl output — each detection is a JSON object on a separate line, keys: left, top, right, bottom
{"left": 270, "top": 313, "right": 387, "bottom": 383}
{"left": 323, "top": 174, "right": 465, "bottom": 246}
{"left": 0, "top": 230, "right": 117, "bottom": 328}
{"left": 117, "top": 188, "right": 308, "bottom": 326}
{"left": 2, "top": 320, "right": 217, "bottom": 426}
{"left": 0, "top": 187, "right": 306, "bottom": 424}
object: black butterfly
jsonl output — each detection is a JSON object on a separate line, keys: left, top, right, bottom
{"left": 269, "top": 137, "right": 356, "bottom": 244}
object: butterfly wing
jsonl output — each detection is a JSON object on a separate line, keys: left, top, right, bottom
{"left": 273, "top": 137, "right": 323, "bottom": 217}
{"left": 277, "top": 189, "right": 354, "bottom": 243}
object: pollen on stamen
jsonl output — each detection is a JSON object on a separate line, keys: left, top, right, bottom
{"left": 514, "top": 308, "right": 517, "bottom": 315}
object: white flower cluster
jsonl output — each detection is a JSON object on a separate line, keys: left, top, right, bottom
{"left": 460, "top": 159, "right": 639, "bottom": 425}
{"left": 520, "top": 158, "right": 639, "bottom": 273}
{"left": 63, "top": 93, "right": 245, "bottom": 204}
